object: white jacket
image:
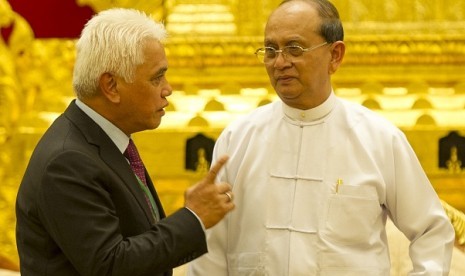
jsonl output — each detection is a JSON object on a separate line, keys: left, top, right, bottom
{"left": 188, "top": 93, "right": 454, "bottom": 276}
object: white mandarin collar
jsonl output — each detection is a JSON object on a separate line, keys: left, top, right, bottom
{"left": 282, "top": 92, "right": 337, "bottom": 123}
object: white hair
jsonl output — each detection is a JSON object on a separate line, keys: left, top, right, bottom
{"left": 72, "top": 8, "right": 167, "bottom": 99}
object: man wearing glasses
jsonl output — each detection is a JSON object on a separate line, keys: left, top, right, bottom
{"left": 188, "top": 0, "right": 454, "bottom": 275}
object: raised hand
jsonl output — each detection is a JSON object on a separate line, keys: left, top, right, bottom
{"left": 184, "top": 156, "right": 235, "bottom": 229}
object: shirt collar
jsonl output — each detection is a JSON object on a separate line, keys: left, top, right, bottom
{"left": 282, "top": 91, "right": 337, "bottom": 122}
{"left": 75, "top": 99, "right": 130, "bottom": 153}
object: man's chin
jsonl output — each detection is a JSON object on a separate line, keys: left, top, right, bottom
{"left": 151, "top": 121, "right": 161, "bottom": 130}
{"left": 276, "top": 89, "right": 299, "bottom": 100}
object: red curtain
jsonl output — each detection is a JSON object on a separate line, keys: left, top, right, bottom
{"left": 5, "top": 0, "right": 95, "bottom": 39}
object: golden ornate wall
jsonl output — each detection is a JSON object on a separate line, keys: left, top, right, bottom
{"left": 1, "top": 0, "right": 465, "bottom": 269}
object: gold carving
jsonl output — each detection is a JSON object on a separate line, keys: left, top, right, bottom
{"left": 446, "top": 146, "right": 462, "bottom": 173}
{"left": 195, "top": 148, "right": 209, "bottom": 174}
{"left": 0, "top": 1, "right": 34, "bottom": 266}
{"left": 2, "top": 0, "right": 465, "bottom": 269}
{"left": 442, "top": 200, "right": 465, "bottom": 247}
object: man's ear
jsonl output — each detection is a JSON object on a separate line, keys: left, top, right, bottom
{"left": 99, "top": 72, "right": 121, "bottom": 103}
{"left": 328, "top": 41, "right": 345, "bottom": 74}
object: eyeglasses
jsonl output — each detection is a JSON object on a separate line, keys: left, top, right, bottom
{"left": 254, "top": 42, "right": 328, "bottom": 64}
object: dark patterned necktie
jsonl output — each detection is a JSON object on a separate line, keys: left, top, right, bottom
{"left": 124, "top": 139, "right": 159, "bottom": 221}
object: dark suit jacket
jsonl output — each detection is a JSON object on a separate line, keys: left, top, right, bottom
{"left": 16, "top": 101, "right": 207, "bottom": 276}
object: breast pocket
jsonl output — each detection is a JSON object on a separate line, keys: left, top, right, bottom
{"left": 321, "top": 185, "right": 381, "bottom": 245}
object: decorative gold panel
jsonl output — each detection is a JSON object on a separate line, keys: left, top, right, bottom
{"left": 2, "top": 0, "right": 465, "bottom": 270}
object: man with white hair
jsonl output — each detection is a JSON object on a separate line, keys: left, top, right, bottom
{"left": 16, "top": 8, "right": 234, "bottom": 276}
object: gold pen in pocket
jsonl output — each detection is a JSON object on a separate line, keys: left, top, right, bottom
{"left": 336, "top": 178, "right": 343, "bottom": 193}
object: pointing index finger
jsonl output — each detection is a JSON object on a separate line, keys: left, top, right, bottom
{"left": 204, "top": 155, "right": 229, "bottom": 183}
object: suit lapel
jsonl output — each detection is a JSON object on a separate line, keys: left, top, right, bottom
{"left": 64, "top": 101, "right": 157, "bottom": 223}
